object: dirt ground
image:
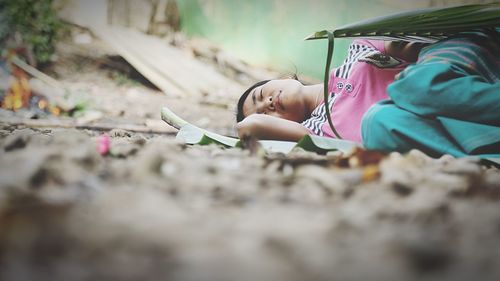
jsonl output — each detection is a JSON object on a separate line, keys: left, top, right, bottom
{"left": 1, "top": 33, "right": 500, "bottom": 281}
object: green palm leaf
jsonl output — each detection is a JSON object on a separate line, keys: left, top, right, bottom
{"left": 161, "top": 106, "right": 359, "bottom": 154}
{"left": 305, "top": 3, "right": 500, "bottom": 139}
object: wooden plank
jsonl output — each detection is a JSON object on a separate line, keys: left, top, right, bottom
{"left": 108, "top": 26, "right": 235, "bottom": 94}
{"left": 92, "top": 26, "right": 242, "bottom": 97}
{"left": 93, "top": 27, "right": 186, "bottom": 97}
{"left": 109, "top": 27, "right": 205, "bottom": 95}
{"left": 11, "top": 57, "right": 76, "bottom": 111}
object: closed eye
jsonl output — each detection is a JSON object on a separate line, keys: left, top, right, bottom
{"left": 260, "top": 89, "right": 263, "bottom": 100}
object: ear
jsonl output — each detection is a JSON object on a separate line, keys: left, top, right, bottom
{"left": 280, "top": 73, "right": 298, "bottom": 81}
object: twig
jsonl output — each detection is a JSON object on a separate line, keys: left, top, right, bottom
{"left": 11, "top": 56, "right": 63, "bottom": 90}
{"left": 0, "top": 117, "right": 177, "bottom": 134}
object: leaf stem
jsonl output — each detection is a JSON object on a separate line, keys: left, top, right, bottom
{"left": 323, "top": 32, "right": 342, "bottom": 139}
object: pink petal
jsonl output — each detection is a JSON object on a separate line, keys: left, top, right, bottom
{"left": 97, "top": 133, "right": 110, "bottom": 155}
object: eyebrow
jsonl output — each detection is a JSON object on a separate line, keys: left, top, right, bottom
{"left": 251, "top": 88, "right": 257, "bottom": 105}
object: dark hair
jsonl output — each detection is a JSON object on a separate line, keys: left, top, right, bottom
{"left": 236, "top": 80, "right": 270, "bottom": 122}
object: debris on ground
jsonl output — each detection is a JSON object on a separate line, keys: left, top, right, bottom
{"left": 0, "top": 15, "right": 499, "bottom": 281}
{"left": 0, "top": 124, "right": 499, "bottom": 281}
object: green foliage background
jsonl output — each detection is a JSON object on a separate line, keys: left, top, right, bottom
{"left": 177, "top": 0, "right": 492, "bottom": 79}
{"left": 177, "top": 0, "right": 419, "bottom": 79}
{"left": 0, "top": 0, "right": 62, "bottom": 64}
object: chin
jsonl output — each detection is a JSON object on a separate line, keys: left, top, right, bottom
{"left": 286, "top": 115, "right": 305, "bottom": 123}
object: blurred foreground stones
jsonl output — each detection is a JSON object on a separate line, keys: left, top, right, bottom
{"left": 0, "top": 125, "right": 499, "bottom": 281}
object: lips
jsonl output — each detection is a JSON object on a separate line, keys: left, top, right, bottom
{"left": 275, "top": 92, "right": 285, "bottom": 111}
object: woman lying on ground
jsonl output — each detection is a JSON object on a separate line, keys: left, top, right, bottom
{"left": 236, "top": 29, "right": 500, "bottom": 158}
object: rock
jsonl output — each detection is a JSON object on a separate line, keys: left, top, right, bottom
{"left": 75, "top": 109, "right": 104, "bottom": 124}
{"left": 391, "top": 182, "right": 414, "bottom": 197}
{"left": 109, "top": 138, "right": 141, "bottom": 158}
{"left": 439, "top": 157, "right": 482, "bottom": 176}
{"left": 109, "top": 128, "right": 133, "bottom": 138}
{"left": 130, "top": 135, "right": 147, "bottom": 146}
{"left": 3, "top": 129, "right": 34, "bottom": 151}
{"left": 0, "top": 148, "right": 49, "bottom": 189}
{"left": 294, "top": 165, "right": 350, "bottom": 196}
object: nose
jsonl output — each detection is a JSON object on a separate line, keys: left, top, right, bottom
{"left": 257, "top": 95, "right": 274, "bottom": 113}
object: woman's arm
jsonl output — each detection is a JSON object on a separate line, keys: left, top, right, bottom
{"left": 236, "top": 114, "right": 310, "bottom": 141}
{"left": 384, "top": 41, "right": 428, "bottom": 62}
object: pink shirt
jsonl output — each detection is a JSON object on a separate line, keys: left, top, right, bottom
{"left": 302, "top": 39, "right": 409, "bottom": 143}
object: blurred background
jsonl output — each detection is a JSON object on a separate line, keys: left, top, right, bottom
{"left": 1, "top": 0, "right": 494, "bottom": 132}
{"left": 59, "top": 0, "right": 495, "bottom": 79}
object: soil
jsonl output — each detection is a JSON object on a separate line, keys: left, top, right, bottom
{"left": 1, "top": 33, "right": 500, "bottom": 281}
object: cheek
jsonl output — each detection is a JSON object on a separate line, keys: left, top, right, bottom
{"left": 283, "top": 92, "right": 303, "bottom": 109}
{"left": 242, "top": 100, "right": 256, "bottom": 117}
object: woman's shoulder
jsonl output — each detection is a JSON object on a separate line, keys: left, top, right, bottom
{"left": 331, "top": 39, "right": 388, "bottom": 80}
{"left": 350, "top": 39, "right": 386, "bottom": 53}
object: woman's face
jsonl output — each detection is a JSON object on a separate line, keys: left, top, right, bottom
{"left": 241, "top": 79, "right": 307, "bottom": 122}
